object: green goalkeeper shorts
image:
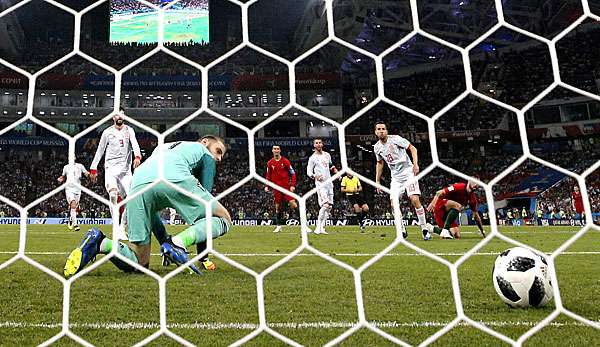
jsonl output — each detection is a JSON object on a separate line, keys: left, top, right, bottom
{"left": 126, "top": 177, "right": 216, "bottom": 245}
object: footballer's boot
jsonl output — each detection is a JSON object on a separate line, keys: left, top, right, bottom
{"left": 402, "top": 229, "right": 408, "bottom": 239}
{"left": 160, "top": 241, "right": 203, "bottom": 275}
{"left": 422, "top": 223, "right": 433, "bottom": 241}
{"left": 202, "top": 259, "right": 216, "bottom": 271}
{"left": 67, "top": 220, "right": 73, "bottom": 231}
{"left": 64, "top": 228, "right": 105, "bottom": 278}
{"left": 74, "top": 224, "right": 81, "bottom": 232}
{"left": 439, "top": 228, "right": 454, "bottom": 239}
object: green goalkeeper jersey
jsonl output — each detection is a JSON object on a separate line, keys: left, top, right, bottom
{"left": 131, "top": 141, "right": 217, "bottom": 190}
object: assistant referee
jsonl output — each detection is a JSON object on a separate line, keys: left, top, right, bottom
{"left": 341, "top": 173, "right": 370, "bottom": 230}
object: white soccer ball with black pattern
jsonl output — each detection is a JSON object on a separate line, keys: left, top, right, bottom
{"left": 492, "top": 247, "right": 553, "bottom": 308}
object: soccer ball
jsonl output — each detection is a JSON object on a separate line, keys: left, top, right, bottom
{"left": 492, "top": 247, "right": 553, "bottom": 308}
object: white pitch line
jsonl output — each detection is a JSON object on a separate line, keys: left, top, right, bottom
{"left": 1, "top": 251, "right": 599, "bottom": 257}
{"left": 1, "top": 320, "right": 598, "bottom": 330}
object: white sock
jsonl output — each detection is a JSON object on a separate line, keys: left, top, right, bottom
{"left": 170, "top": 212, "right": 176, "bottom": 225}
{"left": 416, "top": 207, "right": 426, "bottom": 229}
{"left": 70, "top": 209, "right": 77, "bottom": 225}
{"left": 171, "top": 236, "right": 186, "bottom": 249}
{"left": 318, "top": 206, "right": 328, "bottom": 227}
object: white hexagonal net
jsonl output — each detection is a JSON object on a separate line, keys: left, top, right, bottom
{"left": 0, "top": 0, "right": 599, "bottom": 346}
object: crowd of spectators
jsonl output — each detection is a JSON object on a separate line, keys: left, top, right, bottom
{"left": 384, "top": 65, "right": 467, "bottom": 116}
{"left": 472, "top": 45, "right": 554, "bottom": 108}
{"left": 556, "top": 23, "right": 600, "bottom": 95}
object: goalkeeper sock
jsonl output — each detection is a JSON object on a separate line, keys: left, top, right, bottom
{"left": 196, "top": 240, "right": 208, "bottom": 262}
{"left": 416, "top": 207, "right": 426, "bottom": 229}
{"left": 173, "top": 217, "right": 231, "bottom": 248}
{"left": 444, "top": 208, "right": 460, "bottom": 230}
{"left": 99, "top": 238, "right": 140, "bottom": 271}
{"left": 432, "top": 226, "right": 442, "bottom": 235}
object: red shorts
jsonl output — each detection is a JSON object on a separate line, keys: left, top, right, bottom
{"left": 273, "top": 188, "right": 294, "bottom": 204}
{"left": 434, "top": 198, "right": 459, "bottom": 229}
{"left": 575, "top": 202, "right": 584, "bottom": 214}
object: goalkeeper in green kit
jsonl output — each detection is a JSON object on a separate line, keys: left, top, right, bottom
{"left": 64, "top": 136, "right": 232, "bottom": 277}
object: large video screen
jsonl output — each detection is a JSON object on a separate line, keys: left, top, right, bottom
{"left": 109, "top": 0, "right": 209, "bottom": 44}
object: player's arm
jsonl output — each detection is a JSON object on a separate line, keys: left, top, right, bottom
{"left": 375, "top": 159, "right": 384, "bottom": 192}
{"left": 57, "top": 166, "right": 66, "bottom": 183}
{"left": 427, "top": 188, "right": 445, "bottom": 212}
{"left": 356, "top": 178, "right": 362, "bottom": 192}
{"left": 287, "top": 159, "right": 297, "bottom": 192}
{"left": 307, "top": 156, "right": 317, "bottom": 180}
{"left": 407, "top": 144, "right": 419, "bottom": 175}
{"left": 264, "top": 161, "right": 272, "bottom": 192}
{"left": 80, "top": 164, "right": 90, "bottom": 178}
{"left": 129, "top": 127, "right": 142, "bottom": 169}
{"left": 328, "top": 154, "right": 338, "bottom": 174}
{"left": 90, "top": 131, "right": 109, "bottom": 182}
{"left": 197, "top": 155, "right": 216, "bottom": 192}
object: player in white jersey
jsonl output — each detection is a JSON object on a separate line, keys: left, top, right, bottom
{"left": 373, "top": 121, "right": 432, "bottom": 240}
{"left": 89, "top": 109, "right": 142, "bottom": 239}
{"left": 307, "top": 138, "right": 338, "bottom": 234}
{"left": 57, "top": 162, "right": 89, "bottom": 231}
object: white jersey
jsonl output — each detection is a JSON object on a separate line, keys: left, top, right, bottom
{"left": 374, "top": 135, "right": 414, "bottom": 181}
{"left": 307, "top": 151, "right": 333, "bottom": 188}
{"left": 62, "top": 163, "right": 88, "bottom": 192}
{"left": 90, "top": 125, "right": 141, "bottom": 174}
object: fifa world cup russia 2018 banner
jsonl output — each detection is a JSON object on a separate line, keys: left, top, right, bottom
{"left": 253, "top": 138, "right": 337, "bottom": 148}
{"left": 85, "top": 75, "right": 201, "bottom": 91}
{"left": 0, "top": 137, "right": 68, "bottom": 147}
{"left": 83, "top": 74, "right": 232, "bottom": 91}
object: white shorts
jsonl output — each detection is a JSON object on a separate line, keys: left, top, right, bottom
{"left": 65, "top": 190, "right": 81, "bottom": 204}
{"left": 390, "top": 175, "right": 421, "bottom": 197}
{"left": 104, "top": 167, "right": 132, "bottom": 197}
{"left": 316, "top": 185, "right": 334, "bottom": 207}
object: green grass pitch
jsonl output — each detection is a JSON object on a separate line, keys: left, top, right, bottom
{"left": 0, "top": 225, "right": 598, "bottom": 346}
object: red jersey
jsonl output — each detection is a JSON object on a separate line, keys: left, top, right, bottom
{"left": 266, "top": 156, "right": 297, "bottom": 187}
{"left": 572, "top": 191, "right": 584, "bottom": 213}
{"left": 440, "top": 182, "right": 478, "bottom": 211}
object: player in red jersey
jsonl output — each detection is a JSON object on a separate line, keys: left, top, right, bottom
{"left": 426, "top": 181, "right": 485, "bottom": 239}
{"left": 572, "top": 185, "right": 584, "bottom": 221}
{"left": 265, "top": 145, "right": 298, "bottom": 233}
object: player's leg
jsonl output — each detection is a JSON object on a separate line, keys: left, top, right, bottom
{"left": 65, "top": 191, "right": 75, "bottom": 230}
{"left": 272, "top": 190, "right": 283, "bottom": 233}
{"left": 170, "top": 201, "right": 231, "bottom": 255}
{"left": 315, "top": 187, "right": 332, "bottom": 234}
{"left": 390, "top": 179, "right": 408, "bottom": 238}
{"left": 169, "top": 208, "right": 177, "bottom": 225}
{"left": 431, "top": 200, "right": 461, "bottom": 239}
{"left": 117, "top": 172, "right": 133, "bottom": 236}
{"left": 360, "top": 203, "right": 370, "bottom": 230}
{"left": 63, "top": 185, "right": 154, "bottom": 277}
{"left": 406, "top": 180, "right": 430, "bottom": 240}
{"left": 70, "top": 194, "right": 81, "bottom": 231}
{"left": 162, "top": 178, "right": 229, "bottom": 272}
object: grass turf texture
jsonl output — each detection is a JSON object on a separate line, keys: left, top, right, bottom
{"left": 0, "top": 225, "right": 598, "bottom": 346}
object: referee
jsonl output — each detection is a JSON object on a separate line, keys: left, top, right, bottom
{"left": 341, "top": 173, "right": 370, "bottom": 230}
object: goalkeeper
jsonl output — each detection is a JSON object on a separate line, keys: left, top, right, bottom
{"left": 64, "top": 136, "right": 232, "bottom": 277}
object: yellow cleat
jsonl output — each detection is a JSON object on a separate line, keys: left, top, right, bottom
{"left": 64, "top": 248, "right": 83, "bottom": 278}
{"left": 202, "top": 260, "right": 216, "bottom": 271}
